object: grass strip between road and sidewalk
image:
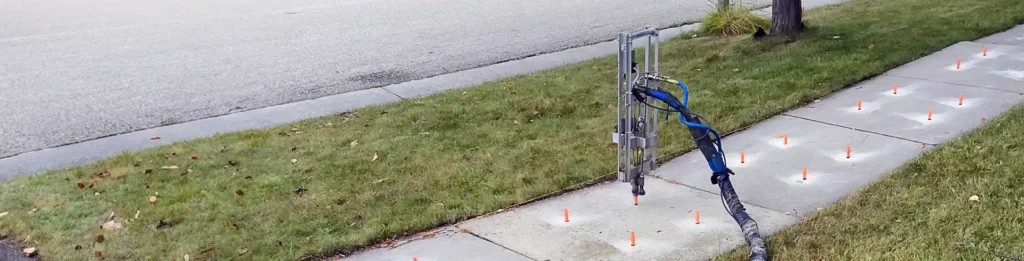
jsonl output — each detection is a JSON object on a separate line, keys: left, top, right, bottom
{"left": 716, "top": 104, "right": 1024, "bottom": 260}
{"left": 3, "top": 0, "right": 1024, "bottom": 260}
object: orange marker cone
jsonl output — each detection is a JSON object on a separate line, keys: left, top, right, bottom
{"left": 740, "top": 151, "right": 746, "bottom": 163}
{"left": 784, "top": 133, "right": 789, "bottom": 145}
{"left": 846, "top": 146, "right": 851, "bottom": 159}
{"left": 802, "top": 167, "right": 807, "bottom": 180}
{"left": 928, "top": 108, "right": 933, "bottom": 120}
{"left": 959, "top": 93, "right": 964, "bottom": 106}
{"left": 957, "top": 59, "right": 961, "bottom": 69}
{"left": 630, "top": 231, "right": 636, "bottom": 246}
{"left": 984, "top": 45, "right": 988, "bottom": 56}
{"left": 857, "top": 99, "right": 862, "bottom": 110}
{"left": 564, "top": 208, "right": 569, "bottom": 222}
{"left": 696, "top": 211, "right": 701, "bottom": 224}
{"left": 633, "top": 195, "right": 638, "bottom": 206}
{"left": 893, "top": 83, "right": 898, "bottom": 95}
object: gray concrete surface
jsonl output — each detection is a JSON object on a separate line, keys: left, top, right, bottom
{"left": 339, "top": 228, "right": 532, "bottom": 261}
{"left": 977, "top": 25, "right": 1024, "bottom": 46}
{"left": 459, "top": 180, "right": 797, "bottom": 261}
{"left": 655, "top": 115, "right": 925, "bottom": 216}
{"left": 787, "top": 75, "right": 1024, "bottom": 145}
{"left": 885, "top": 42, "right": 1024, "bottom": 93}
{"left": 0, "top": 0, "right": 771, "bottom": 159}
{"left": 0, "top": 240, "right": 34, "bottom": 261}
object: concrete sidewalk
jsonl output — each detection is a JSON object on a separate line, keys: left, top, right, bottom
{"left": 338, "top": 25, "right": 1024, "bottom": 261}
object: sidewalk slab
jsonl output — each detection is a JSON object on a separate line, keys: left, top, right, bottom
{"left": 786, "top": 75, "right": 1024, "bottom": 145}
{"left": 654, "top": 116, "right": 923, "bottom": 216}
{"left": 977, "top": 25, "right": 1024, "bottom": 46}
{"left": 340, "top": 227, "right": 532, "bottom": 261}
{"left": 459, "top": 180, "right": 797, "bottom": 261}
{"left": 884, "top": 42, "right": 1024, "bottom": 92}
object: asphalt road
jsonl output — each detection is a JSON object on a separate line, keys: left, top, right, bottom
{"left": 0, "top": 0, "right": 768, "bottom": 158}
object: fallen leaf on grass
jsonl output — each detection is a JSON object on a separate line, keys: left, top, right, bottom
{"left": 236, "top": 189, "right": 244, "bottom": 196}
{"left": 372, "top": 178, "right": 390, "bottom": 184}
{"left": 291, "top": 159, "right": 298, "bottom": 163}
{"left": 162, "top": 166, "right": 179, "bottom": 170}
{"left": 95, "top": 235, "right": 105, "bottom": 243}
{"left": 200, "top": 247, "right": 217, "bottom": 254}
{"left": 23, "top": 247, "right": 37, "bottom": 257}
{"left": 101, "top": 220, "right": 122, "bottom": 232}
{"left": 77, "top": 182, "right": 85, "bottom": 189}
{"left": 149, "top": 196, "right": 158, "bottom": 203}
{"left": 350, "top": 140, "right": 359, "bottom": 148}
{"left": 236, "top": 248, "right": 248, "bottom": 256}
{"left": 191, "top": 155, "right": 200, "bottom": 160}
{"left": 134, "top": 210, "right": 140, "bottom": 219}
{"left": 868, "top": 44, "right": 875, "bottom": 49}
{"left": 969, "top": 195, "right": 980, "bottom": 201}
{"left": 325, "top": 123, "right": 333, "bottom": 127}
{"left": 371, "top": 152, "right": 379, "bottom": 162}
{"left": 95, "top": 251, "right": 103, "bottom": 259}
{"left": 0, "top": 212, "right": 8, "bottom": 218}
{"left": 29, "top": 208, "right": 38, "bottom": 214}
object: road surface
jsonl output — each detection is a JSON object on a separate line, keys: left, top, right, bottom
{"left": 0, "top": 0, "right": 767, "bottom": 158}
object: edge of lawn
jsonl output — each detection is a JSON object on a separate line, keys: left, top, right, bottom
{"left": 321, "top": 5, "right": 1024, "bottom": 261}
{"left": 711, "top": 103, "right": 1024, "bottom": 260}
{"left": 3, "top": 0, "right": 1024, "bottom": 260}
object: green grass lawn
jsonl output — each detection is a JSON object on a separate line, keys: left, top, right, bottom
{"left": 2, "top": 0, "right": 1024, "bottom": 260}
{"left": 716, "top": 105, "right": 1024, "bottom": 260}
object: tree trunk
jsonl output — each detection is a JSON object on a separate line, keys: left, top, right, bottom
{"left": 770, "top": 0, "right": 803, "bottom": 35}
{"left": 718, "top": 0, "right": 730, "bottom": 12}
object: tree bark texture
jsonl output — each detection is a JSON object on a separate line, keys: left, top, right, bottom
{"left": 770, "top": 0, "right": 803, "bottom": 35}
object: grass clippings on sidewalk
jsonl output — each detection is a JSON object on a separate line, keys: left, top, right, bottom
{"left": 2, "top": 0, "right": 1024, "bottom": 260}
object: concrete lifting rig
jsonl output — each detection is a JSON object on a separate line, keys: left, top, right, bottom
{"left": 613, "top": 27, "right": 660, "bottom": 197}
{"left": 613, "top": 27, "right": 769, "bottom": 261}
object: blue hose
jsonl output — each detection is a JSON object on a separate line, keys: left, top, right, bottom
{"left": 676, "top": 81, "right": 689, "bottom": 107}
